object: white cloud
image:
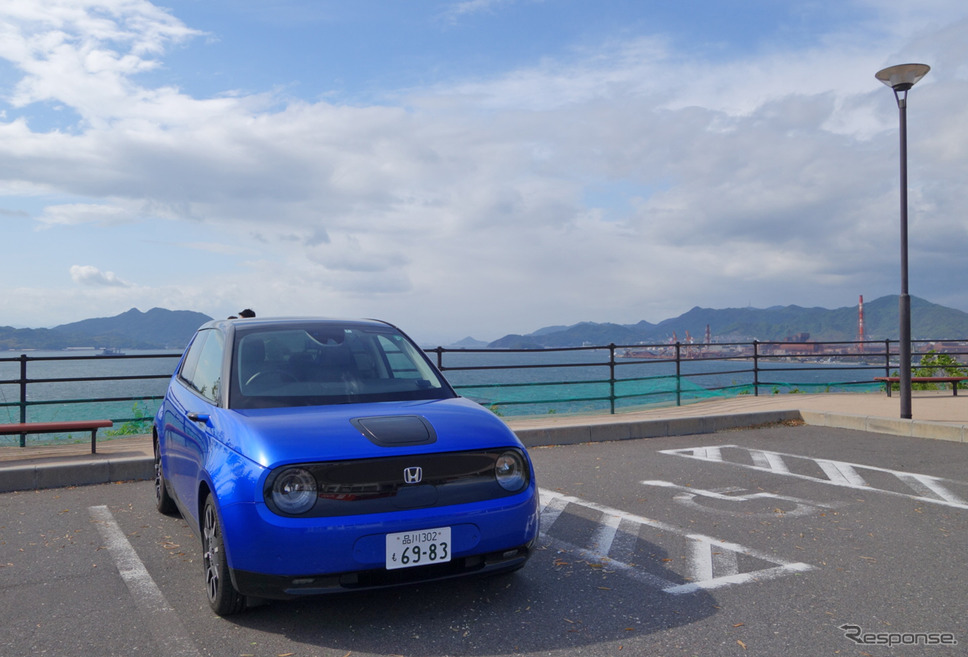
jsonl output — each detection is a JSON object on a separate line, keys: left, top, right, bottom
{"left": 0, "top": 1, "right": 966, "bottom": 342}
{"left": 69, "top": 264, "right": 131, "bottom": 287}
{"left": 440, "top": 0, "right": 520, "bottom": 24}
{"left": 0, "top": 0, "right": 202, "bottom": 130}
{"left": 177, "top": 241, "right": 254, "bottom": 256}
{"left": 37, "top": 202, "right": 136, "bottom": 226}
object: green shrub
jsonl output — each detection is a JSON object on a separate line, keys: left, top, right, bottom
{"left": 105, "top": 401, "right": 153, "bottom": 436}
{"left": 891, "top": 350, "right": 968, "bottom": 391}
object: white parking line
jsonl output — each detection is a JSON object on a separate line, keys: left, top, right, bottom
{"left": 590, "top": 509, "right": 623, "bottom": 554}
{"left": 659, "top": 445, "right": 968, "bottom": 510}
{"left": 538, "top": 489, "right": 814, "bottom": 594}
{"left": 688, "top": 535, "right": 738, "bottom": 582}
{"left": 89, "top": 506, "right": 201, "bottom": 657}
{"left": 894, "top": 473, "right": 963, "bottom": 505}
{"left": 815, "top": 459, "right": 868, "bottom": 487}
{"left": 749, "top": 448, "right": 791, "bottom": 474}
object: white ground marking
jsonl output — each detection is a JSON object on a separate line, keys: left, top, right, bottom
{"left": 749, "top": 448, "right": 790, "bottom": 474}
{"left": 815, "top": 459, "right": 868, "bottom": 487}
{"left": 89, "top": 505, "right": 202, "bottom": 657}
{"left": 893, "top": 472, "right": 964, "bottom": 505}
{"left": 538, "top": 489, "right": 814, "bottom": 594}
{"left": 659, "top": 445, "right": 968, "bottom": 510}
{"left": 641, "top": 480, "right": 842, "bottom": 518}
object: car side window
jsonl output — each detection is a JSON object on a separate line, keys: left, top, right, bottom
{"left": 191, "top": 331, "right": 225, "bottom": 404}
{"left": 179, "top": 331, "right": 209, "bottom": 387}
{"left": 180, "top": 329, "right": 225, "bottom": 405}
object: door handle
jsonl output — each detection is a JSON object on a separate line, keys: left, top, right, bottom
{"left": 187, "top": 412, "right": 211, "bottom": 425}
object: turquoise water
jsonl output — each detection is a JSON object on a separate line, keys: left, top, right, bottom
{"left": 0, "top": 351, "right": 181, "bottom": 444}
{"left": 1, "top": 348, "right": 886, "bottom": 444}
{"left": 438, "top": 349, "right": 885, "bottom": 416}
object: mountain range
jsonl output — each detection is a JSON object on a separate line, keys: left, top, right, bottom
{"left": 2, "top": 296, "right": 967, "bottom": 351}
{"left": 484, "top": 295, "right": 968, "bottom": 348}
{"left": 0, "top": 308, "right": 213, "bottom": 350}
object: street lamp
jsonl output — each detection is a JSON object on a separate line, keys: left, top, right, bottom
{"left": 876, "top": 63, "right": 930, "bottom": 420}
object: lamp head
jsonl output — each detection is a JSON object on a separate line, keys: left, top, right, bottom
{"left": 876, "top": 63, "right": 930, "bottom": 91}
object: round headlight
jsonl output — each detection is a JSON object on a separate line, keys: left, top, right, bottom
{"left": 270, "top": 468, "right": 317, "bottom": 514}
{"left": 495, "top": 451, "right": 527, "bottom": 492}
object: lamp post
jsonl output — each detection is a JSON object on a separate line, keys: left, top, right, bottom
{"left": 876, "top": 63, "right": 930, "bottom": 420}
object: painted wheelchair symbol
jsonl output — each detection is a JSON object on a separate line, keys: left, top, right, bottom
{"left": 641, "top": 480, "right": 842, "bottom": 518}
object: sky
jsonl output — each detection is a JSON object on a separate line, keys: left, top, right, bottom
{"left": 1, "top": 0, "right": 967, "bottom": 345}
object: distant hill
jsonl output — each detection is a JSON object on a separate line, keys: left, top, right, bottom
{"left": 449, "top": 336, "right": 489, "bottom": 348}
{"left": 0, "top": 308, "right": 212, "bottom": 350}
{"left": 5, "top": 297, "right": 968, "bottom": 351}
{"left": 488, "top": 296, "right": 968, "bottom": 348}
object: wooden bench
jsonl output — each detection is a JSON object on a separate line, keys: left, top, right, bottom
{"left": 0, "top": 420, "right": 114, "bottom": 454}
{"left": 873, "top": 376, "right": 968, "bottom": 397}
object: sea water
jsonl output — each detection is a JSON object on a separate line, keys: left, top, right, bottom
{"left": 441, "top": 350, "right": 885, "bottom": 416}
{"left": 0, "top": 348, "right": 885, "bottom": 444}
{"left": 0, "top": 350, "right": 181, "bottom": 443}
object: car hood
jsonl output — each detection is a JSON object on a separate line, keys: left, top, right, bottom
{"left": 217, "top": 397, "right": 522, "bottom": 468}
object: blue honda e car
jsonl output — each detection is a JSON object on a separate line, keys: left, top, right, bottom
{"left": 153, "top": 317, "right": 539, "bottom": 615}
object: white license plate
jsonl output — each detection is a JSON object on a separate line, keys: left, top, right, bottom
{"left": 385, "top": 527, "right": 452, "bottom": 570}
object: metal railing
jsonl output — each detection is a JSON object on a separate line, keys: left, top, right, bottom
{"left": 0, "top": 352, "right": 181, "bottom": 445}
{"left": 2, "top": 339, "right": 967, "bottom": 444}
{"left": 429, "top": 338, "right": 968, "bottom": 416}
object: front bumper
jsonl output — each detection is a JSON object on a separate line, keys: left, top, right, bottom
{"left": 233, "top": 541, "right": 534, "bottom": 599}
{"left": 218, "top": 487, "right": 540, "bottom": 599}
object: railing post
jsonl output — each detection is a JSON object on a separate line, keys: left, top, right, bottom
{"left": 675, "top": 342, "right": 682, "bottom": 406}
{"left": 885, "top": 339, "right": 891, "bottom": 377}
{"left": 753, "top": 340, "right": 760, "bottom": 397}
{"left": 19, "top": 354, "right": 28, "bottom": 447}
{"left": 433, "top": 346, "right": 444, "bottom": 370}
{"left": 608, "top": 344, "right": 616, "bottom": 414}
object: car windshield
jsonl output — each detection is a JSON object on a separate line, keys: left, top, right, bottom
{"left": 229, "top": 323, "right": 454, "bottom": 409}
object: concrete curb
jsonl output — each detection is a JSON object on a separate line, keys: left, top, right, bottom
{"left": 1, "top": 456, "right": 154, "bottom": 494}
{"left": 3, "top": 409, "right": 967, "bottom": 493}
{"left": 800, "top": 409, "right": 968, "bottom": 443}
{"left": 515, "top": 410, "right": 802, "bottom": 447}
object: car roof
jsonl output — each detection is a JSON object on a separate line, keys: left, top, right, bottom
{"left": 199, "top": 317, "right": 396, "bottom": 332}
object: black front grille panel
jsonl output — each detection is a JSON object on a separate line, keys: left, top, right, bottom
{"left": 265, "top": 449, "right": 528, "bottom": 517}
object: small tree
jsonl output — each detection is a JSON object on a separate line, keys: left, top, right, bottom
{"left": 105, "top": 401, "right": 154, "bottom": 436}
{"left": 893, "top": 350, "right": 968, "bottom": 391}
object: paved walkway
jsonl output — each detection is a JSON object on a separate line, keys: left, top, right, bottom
{"left": 509, "top": 389, "right": 968, "bottom": 428}
{"left": 2, "top": 391, "right": 966, "bottom": 493}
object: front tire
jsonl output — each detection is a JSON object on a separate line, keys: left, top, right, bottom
{"left": 202, "top": 496, "right": 246, "bottom": 616}
{"left": 153, "top": 439, "right": 178, "bottom": 515}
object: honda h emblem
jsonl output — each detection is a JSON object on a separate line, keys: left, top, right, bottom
{"left": 403, "top": 466, "right": 423, "bottom": 484}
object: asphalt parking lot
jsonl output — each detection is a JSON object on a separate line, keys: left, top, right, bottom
{"left": 2, "top": 424, "right": 967, "bottom": 656}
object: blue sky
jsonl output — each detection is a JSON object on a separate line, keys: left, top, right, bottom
{"left": 1, "top": 1, "right": 967, "bottom": 344}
